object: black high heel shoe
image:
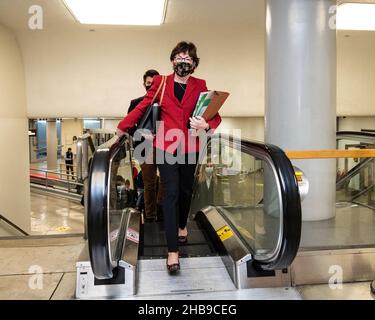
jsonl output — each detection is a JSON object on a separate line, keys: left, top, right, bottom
{"left": 166, "top": 255, "right": 180, "bottom": 275}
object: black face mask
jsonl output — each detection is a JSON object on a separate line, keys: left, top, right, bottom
{"left": 174, "top": 62, "right": 194, "bottom": 77}
{"left": 145, "top": 85, "right": 152, "bottom": 91}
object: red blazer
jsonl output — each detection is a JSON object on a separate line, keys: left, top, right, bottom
{"left": 117, "top": 73, "right": 222, "bottom": 154}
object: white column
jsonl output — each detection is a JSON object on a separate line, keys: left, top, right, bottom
{"left": 46, "top": 119, "right": 58, "bottom": 171}
{"left": 265, "top": 0, "right": 337, "bottom": 221}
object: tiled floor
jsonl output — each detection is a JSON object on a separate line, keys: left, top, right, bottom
{"left": 301, "top": 203, "right": 375, "bottom": 248}
{"left": 1, "top": 188, "right": 374, "bottom": 299}
{"left": 297, "top": 281, "right": 375, "bottom": 300}
{"left": 0, "top": 236, "right": 84, "bottom": 300}
{"left": 30, "top": 192, "right": 84, "bottom": 235}
{"left": 0, "top": 235, "right": 374, "bottom": 300}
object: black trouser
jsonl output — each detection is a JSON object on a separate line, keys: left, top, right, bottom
{"left": 157, "top": 152, "right": 198, "bottom": 252}
{"left": 66, "top": 161, "right": 74, "bottom": 177}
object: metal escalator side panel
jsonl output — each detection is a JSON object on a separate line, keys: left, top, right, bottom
{"left": 195, "top": 206, "right": 252, "bottom": 288}
{"left": 117, "top": 208, "right": 141, "bottom": 268}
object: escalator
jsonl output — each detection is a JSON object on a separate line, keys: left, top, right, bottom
{"left": 336, "top": 131, "right": 375, "bottom": 210}
{"left": 76, "top": 134, "right": 302, "bottom": 298}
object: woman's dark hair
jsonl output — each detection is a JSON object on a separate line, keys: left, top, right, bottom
{"left": 170, "top": 41, "right": 200, "bottom": 68}
{"left": 143, "top": 69, "right": 160, "bottom": 82}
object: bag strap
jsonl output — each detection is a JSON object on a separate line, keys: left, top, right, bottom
{"left": 159, "top": 76, "right": 167, "bottom": 106}
{"left": 151, "top": 76, "right": 166, "bottom": 105}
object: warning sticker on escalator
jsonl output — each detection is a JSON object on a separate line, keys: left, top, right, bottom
{"left": 216, "top": 225, "right": 234, "bottom": 242}
{"left": 126, "top": 228, "right": 139, "bottom": 244}
{"left": 295, "top": 171, "right": 303, "bottom": 182}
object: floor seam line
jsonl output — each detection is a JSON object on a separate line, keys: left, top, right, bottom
{"left": 49, "top": 272, "right": 65, "bottom": 300}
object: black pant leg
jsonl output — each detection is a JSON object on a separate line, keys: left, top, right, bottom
{"left": 178, "top": 153, "right": 198, "bottom": 229}
{"left": 158, "top": 162, "right": 180, "bottom": 252}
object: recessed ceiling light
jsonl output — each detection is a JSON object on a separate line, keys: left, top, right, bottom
{"left": 63, "top": 0, "right": 168, "bottom": 26}
{"left": 337, "top": 3, "right": 375, "bottom": 31}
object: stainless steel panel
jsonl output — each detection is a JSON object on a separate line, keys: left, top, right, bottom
{"left": 200, "top": 206, "right": 249, "bottom": 288}
{"left": 136, "top": 257, "right": 236, "bottom": 296}
{"left": 76, "top": 260, "right": 135, "bottom": 299}
{"left": 200, "top": 206, "right": 291, "bottom": 289}
{"left": 76, "top": 210, "right": 140, "bottom": 299}
{"left": 238, "top": 267, "right": 292, "bottom": 289}
{"left": 291, "top": 248, "right": 375, "bottom": 285}
{"left": 121, "top": 209, "right": 140, "bottom": 268}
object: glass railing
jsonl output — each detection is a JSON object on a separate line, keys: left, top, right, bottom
{"left": 296, "top": 131, "right": 375, "bottom": 250}
{"left": 191, "top": 134, "right": 301, "bottom": 269}
{"left": 336, "top": 131, "right": 375, "bottom": 210}
{"left": 337, "top": 157, "right": 375, "bottom": 210}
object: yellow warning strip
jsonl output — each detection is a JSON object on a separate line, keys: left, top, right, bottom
{"left": 286, "top": 149, "right": 375, "bottom": 159}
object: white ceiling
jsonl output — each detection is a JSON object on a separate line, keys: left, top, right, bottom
{"left": 0, "top": 0, "right": 265, "bottom": 32}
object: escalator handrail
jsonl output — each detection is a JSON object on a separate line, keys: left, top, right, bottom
{"left": 209, "top": 134, "right": 301, "bottom": 270}
{"left": 87, "top": 135, "right": 127, "bottom": 279}
{"left": 337, "top": 131, "right": 375, "bottom": 143}
{"left": 336, "top": 157, "right": 374, "bottom": 188}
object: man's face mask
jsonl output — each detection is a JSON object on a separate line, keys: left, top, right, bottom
{"left": 145, "top": 84, "right": 152, "bottom": 91}
{"left": 117, "top": 184, "right": 125, "bottom": 192}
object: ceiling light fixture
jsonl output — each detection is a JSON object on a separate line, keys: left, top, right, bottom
{"left": 337, "top": 3, "right": 375, "bottom": 31}
{"left": 63, "top": 0, "right": 168, "bottom": 26}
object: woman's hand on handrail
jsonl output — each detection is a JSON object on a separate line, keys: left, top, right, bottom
{"left": 116, "top": 128, "right": 126, "bottom": 138}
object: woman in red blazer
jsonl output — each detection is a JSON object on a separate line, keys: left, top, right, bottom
{"left": 117, "top": 41, "right": 221, "bottom": 274}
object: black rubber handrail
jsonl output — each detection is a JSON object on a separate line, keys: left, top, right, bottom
{"left": 210, "top": 134, "right": 301, "bottom": 271}
{"left": 88, "top": 133, "right": 302, "bottom": 278}
{"left": 87, "top": 135, "right": 127, "bottom": 279}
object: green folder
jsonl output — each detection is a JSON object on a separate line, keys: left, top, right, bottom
{"left": 193, "top": 91, "right": 214, "bottom": 117}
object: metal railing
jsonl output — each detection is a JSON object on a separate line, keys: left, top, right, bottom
{"left": 0, "top": 214, "right": 29, "bottom": 236}
{"left": 29, "top": 168, "right": 83, "bottom": 193}
{"left": 29, "top": 133, "right": 95, "bottom": 239}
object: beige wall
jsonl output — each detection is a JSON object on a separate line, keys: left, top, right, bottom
{"left": 338, "top": 116, "right": 375, "bottom": 132}
{"left": 102, "top": 116, "right": 265, "bottom": 142}
{"left": 102, "top": 119, "right": 120, "bottom": 133}
{"left": 337, "top": 33, "right": 375, "bottom": 116}
{"left": 18, "top": 23, "right": 264, "bottom": 119}
{"left": 17, "top": 29, "right": 375, "bottom": 120}
{"left": 61, "top": 118, "right": 84, "bottom": 155}
{"left": 0, "top": 25, "right": 30, "bottom": 233}
{"left": 217, "top": 117, "right": 264, "bottom": 142}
